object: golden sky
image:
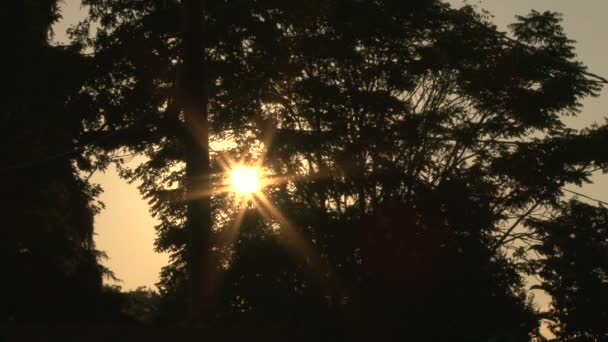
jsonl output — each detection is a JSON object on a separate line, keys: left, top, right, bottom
{"left": 53, "top": 0, "right": 608, "bottom": 291}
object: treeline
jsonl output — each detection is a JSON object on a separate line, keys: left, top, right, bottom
{"left": 2, "top": 0, "right": 608, "bottom": 341}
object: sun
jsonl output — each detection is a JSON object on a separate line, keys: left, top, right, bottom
{"left": 230, "top": 166, "right": 261, "bottom": 194}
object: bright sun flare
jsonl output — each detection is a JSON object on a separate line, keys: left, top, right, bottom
{"left": 231, "top": 166, "right": 261, "bottom": 194}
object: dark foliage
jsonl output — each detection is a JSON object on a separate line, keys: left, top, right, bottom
{"left": 0, "top": 0, "right": 120, "bottom": 325}
{"left": 4, "top": 0, "right": 608, "bottom": 340}
{"left": 72, "top": 0, "right": 608, "bottom": 340}
{"left": 528, "top": 200, "right": 608, "bottom": 341}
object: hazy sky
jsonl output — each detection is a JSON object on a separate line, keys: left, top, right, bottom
{"left": 53, "top": 0, "right": 608, "bottom": 291}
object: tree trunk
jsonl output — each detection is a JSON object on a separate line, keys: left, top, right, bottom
{"left": 181, "top": 0, "right": 212, "bottom": 339}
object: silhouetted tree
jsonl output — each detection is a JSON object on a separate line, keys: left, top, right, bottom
{"left": 1, "top": 0, "right": 117, "bottom": 325}
{"left": 74, "top": 0, "right": 608, "bottom": 340}
{"left": 527, "top": 200, "right": 608, "bottom": 341}
{"left": 241, "top": 4, "right": 605, "bottom": 340}
{"left": 76, "top": 0, "right": 322, "bottom": 326}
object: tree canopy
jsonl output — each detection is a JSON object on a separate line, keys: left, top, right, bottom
{"left": 4, "top": 0, "right": 608, "bottom": 340}
{"left": 0, "top": 0, "right": 118, "bottom": 324}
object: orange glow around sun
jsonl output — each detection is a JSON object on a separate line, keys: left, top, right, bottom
{"left": 230, "top": 166, "right": 261, "bottom": 194}
{"left": 200, "top": 155, "right": 335, "bottom": 301}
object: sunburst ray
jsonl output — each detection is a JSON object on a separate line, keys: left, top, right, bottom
{"left": 251, "top": 192, "right": 338, "bottom": 295}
